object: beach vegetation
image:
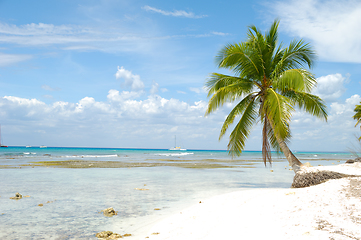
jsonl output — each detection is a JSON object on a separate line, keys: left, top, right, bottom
{"left": 205, "top": 19, "right": 327, "bottom": 173}
{"left": 353, "top": 102, "right": 361, "bottom": 140}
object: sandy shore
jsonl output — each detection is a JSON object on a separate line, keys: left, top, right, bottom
{"left": 144, "top": 163, "right": 361, "bottom": 240}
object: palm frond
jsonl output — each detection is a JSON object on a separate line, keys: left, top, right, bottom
{"left": 272, "top": 39, "right": 316, "bottom": 77}
{"left": 263, "top": 88, "right": 293, "bottom": 139}
{"left": 265, "top": 19, "right": 279, "bottom": 52}
{"left": 215, "top": 43, "right": 260, "bottom": 78}
{"left": 227, "top": 99, "right": 258, "bottom": 156}
{"left": 353, "top": 103, "right": 361, "bottom": 127}
{"left": 274, "top": 69, "right": 317, "bottom": 93}
{"left": 205, "top": 74, "right": 254, "bottom": 115}
{"left": 284, "top": 91, "right": 328, "bottom": 121}
{"left": 247, "top": 25, "right": 268, "bottom": 78}
{"left": 219, "top": 93, "right": 258, "bottom": 139}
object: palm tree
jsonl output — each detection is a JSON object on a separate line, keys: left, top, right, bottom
{"left": 353, "top": 103, "right": 361, "bottom": 140}
{"left": 205, "top": 20, "right": 327, "bottom": 173}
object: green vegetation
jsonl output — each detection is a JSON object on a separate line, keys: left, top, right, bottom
{"left": 205, "top": 20, "right": 327, "bottom": 172}
{"left": 354, "top": 103, "right": 361, "bottom": 140}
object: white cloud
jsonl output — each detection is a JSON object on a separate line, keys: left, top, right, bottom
{"left": 0, "top": 20, "right": 224, "bottom": 58}
{"left": 189, "top": 87, "right": 201, "bottom": 94}
{"left": 177, "top": 90, "right": 186, "bottom": 94}
{"left": 0, "top": 22, "right": 157, "bottom": 55}
{"left": 211, "top": 31, "right": 228, "bottom": 36}
{"left": 42, "top": 85, "right": 61, "bottom": 91}
{"left": 330, "top": 94, "right": 361, "bottom": 115}
{"left": 0, "top": 22, "right": 96, "bottom": 46}
{"left": 142, "top": 5, "right": 207, "bottom": 18}
{"left": 189, "top": 87, "right": 206, "bottom": 94}
{"left": 0, "top": 89, "right": 227, "bottom": 148}
{"left": 107, "top": 89, "right": 143, "bottom": 102}
{"left": 150, "top": 81, "right": 159, "bottom": 95}
{"left": 289, "top": 94, "right": 361, "bottom": 151}
{"left": 2, "top": 89, "right": 361, "bottom": 151}
{"left": 3, "top": 96, "right": 46, "bottom": 107}
{"left": 115, "top": 66, "right": 145, "bottom": 91}
{"left": 0, "top": 52, "right": 32, "bottom": 66}
{"left": 272, "top": 0, "right": 361, "bottom": 63}
{"left": 0, "top": 22, "right": 81, "bottom": 36}
{"left": 312, "top": 73, "right": 346, "bottom": 102}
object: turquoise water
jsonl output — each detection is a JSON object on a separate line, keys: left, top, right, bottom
{"left": 0, "top": 147, "right": 355, "bottom": 239}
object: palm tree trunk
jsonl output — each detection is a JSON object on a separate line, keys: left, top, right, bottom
{"left": 266, "top": 116, "right": 304, "bottom": 173}
{"left": 275, "top": 134, "right": 303, "bottom": 173}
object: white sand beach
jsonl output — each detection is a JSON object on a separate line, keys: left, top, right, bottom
{"left": 145, "top": 163, "right": 361, "bottom": 240}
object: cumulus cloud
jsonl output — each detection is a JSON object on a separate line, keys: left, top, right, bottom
{"left": 312, "top": 73, "right": 346, "bottom": 102}
{"left": 1, "top": 88, "right": 361, "bottom": 151}
{"left": 150, "top": 81, "right": 159, "bottom": 95}
{"left": 330, "top": 94, "right": 360, "bottom": 115}
{"left": 115, "top": 66, "right": 145, "bottom": 91}
{"left": 272, "top": 0, "right": 361, "bottom": 63}
{"left": 289, "top": 94, "right": 361, "bottom": 150}
{"left": 142, "top": 5, "right": 207, "bottom": 18}
{"left": 0, "top": 89, "right": 226, "bottom": 148}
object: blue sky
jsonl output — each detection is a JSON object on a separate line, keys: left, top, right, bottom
{"left": 0, "top": 0, "right": 361, "bottom": 151}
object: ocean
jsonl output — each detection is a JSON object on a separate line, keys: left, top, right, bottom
{"left": 0, "top": 147, "right": 355, "bottom": 239}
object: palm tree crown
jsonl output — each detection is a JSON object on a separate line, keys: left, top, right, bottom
{"left": 205, "top": 20, "right": 327, "bottom": 167}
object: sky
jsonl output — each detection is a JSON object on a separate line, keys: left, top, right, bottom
{"left": 0, "top": 0, "right": 361, "bottom": 152}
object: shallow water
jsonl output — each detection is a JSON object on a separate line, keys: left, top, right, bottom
{"left": 0, "top": 147, "right": 354, "bottom": 239}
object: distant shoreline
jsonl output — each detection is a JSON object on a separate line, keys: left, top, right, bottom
{"left": 0, "top": 145, "right": 352, "bottom": 154}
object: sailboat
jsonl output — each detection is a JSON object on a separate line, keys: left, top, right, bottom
{"left": 169, "top": 135, "right": 186, "bottom": 151}
{"left": 0, "top": 125, "right": 8, "bottom": 147}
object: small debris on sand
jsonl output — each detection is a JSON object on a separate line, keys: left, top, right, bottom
{"left": 100, "top": 207, "right": 118, "bottom": 217}
{"left": 10, "top": 193, "right": 22, "bottom": 200}
{"left": 95, "top": 231, "right": 131, "bottom": 239}
{"left": 38, "top": 200, "right": 56, "bottom": 206}
{"left": 95, "top": 231, "right": 122, "bottom": 239}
